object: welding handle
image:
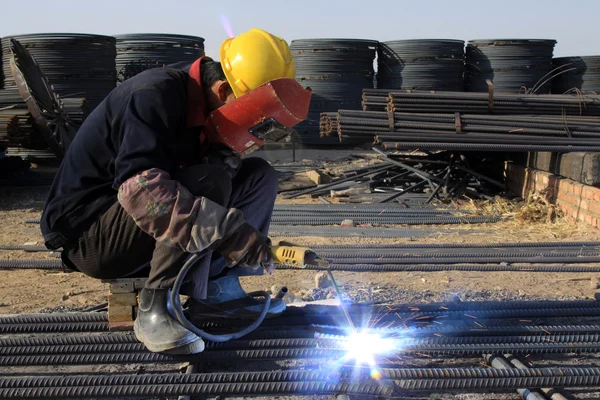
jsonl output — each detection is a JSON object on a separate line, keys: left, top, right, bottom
{"left": 270, "top": 244, "right": 312, "bottom": 268}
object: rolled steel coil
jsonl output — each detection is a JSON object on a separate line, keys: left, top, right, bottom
{"left": 290, "top": 39, "right": 377, "bottom": 145}
{"left": 1, "top": 34, "right": 117, "bottom": 110}
{"left": 115, "top": 33, "right": 205, "bottom": 83}
{"left": 465, "top": 39, "right": 557, "bottom": 93}
{"left": 377, "top": 40, "right": 465, "bottom": 91}
{"left": 552, "top": 55, "right": 600, "bottom": 94}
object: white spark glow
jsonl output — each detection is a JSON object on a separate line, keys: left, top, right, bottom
{"left": 342, "top": 330, "right": 396, "bottom": 366}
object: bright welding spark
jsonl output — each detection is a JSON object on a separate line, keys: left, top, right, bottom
{"left": 219, "top": 14, "right": 234, "bottom": 38}
{"left": 342, "top": 330, "right": 397, "bottom": 366}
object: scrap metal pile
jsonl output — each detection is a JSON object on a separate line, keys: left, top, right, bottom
{"left": 3, "top": 297, "right": 600, "bottom": 398}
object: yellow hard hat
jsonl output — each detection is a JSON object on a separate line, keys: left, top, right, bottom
{"left": 220, "top": 28, "right": 296, "bottom": 98}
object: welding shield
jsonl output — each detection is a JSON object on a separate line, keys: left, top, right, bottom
{"left": 204, "top": 78, "right": 312, "bottom": 157}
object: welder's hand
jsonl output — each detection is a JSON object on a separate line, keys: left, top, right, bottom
{"left": 202, "top": 147, "right": 242, "bottom": 178}
{"left": 214, "top": 223, "right": 275, "bottom": 274}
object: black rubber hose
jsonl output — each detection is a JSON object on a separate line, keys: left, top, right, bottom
{"left": 276, "top": 263, "right": 600, "bottom": 272}
{"left": 0, "top": 260, "right": 62, "bottom": 270}
{"left": 0, "top": 322, "right": 108, "bottom": 334}
{"left": 170, "top": 253, "right": 271, "bottom": 342}
{"left": 0, "top": 312, "right": 107, "bottom": 325}
{"left": 0, "top": 380, "right": 393, "bottom": 399}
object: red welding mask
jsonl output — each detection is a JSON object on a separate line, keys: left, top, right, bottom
{"left": 203, "top": 78, "right": 312, "bottom": 157}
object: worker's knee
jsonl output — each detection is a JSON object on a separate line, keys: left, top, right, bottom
{"left": 174, "top": 165, "right": 233, "bottom": 206}
{"left": 240, "top": 157, "right": 278, "bottom": 197}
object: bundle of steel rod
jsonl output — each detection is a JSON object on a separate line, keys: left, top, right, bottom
{"left": 321, "top": 109, "right": 600, "bottom": 152}
{"left": 377, "top": 40, "right": 465, "bottom": 91}
{"left": 552, "top": 55, "right": 600, "bottom": 94}
{"left": 465, "top": 39, "right": 557, "bottom": 93}
{"left": 115, "top": 33, "right": 205, "bottom": 83}
{"left": 361, "top": 88, "right": 600, "bottom": 115}
{"left": 4, "top": 299, "right": 600, "bottom": 398}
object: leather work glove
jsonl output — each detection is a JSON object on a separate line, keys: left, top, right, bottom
{"left": 214, "top": 223, "right": 275, "bottom": 274}
{"left": 201, "top": 147, "right": 242, "bottom": 179}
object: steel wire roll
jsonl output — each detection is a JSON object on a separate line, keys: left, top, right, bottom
{"left": 377, "top": 40, "right": 465, "bottom": 91}
{"left": 552, "top": 56, "right": 600, "bottom": 94}
{"left": 1, "top": 34, "right": 116, "bottom": 110}
{"left": 290, "top": 39, "right": 377, "bottom": 145}
{"left": 115, "top": 33, "right": 205, "bottom": 83}
{"left": 465, "top": 39, "right": 557, "bottom": 93}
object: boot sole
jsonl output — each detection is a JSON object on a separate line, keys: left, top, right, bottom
{"left": 134, "top": 320, "right": 205, "bottom": 355}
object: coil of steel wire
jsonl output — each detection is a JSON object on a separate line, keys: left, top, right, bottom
{"left": 465, "top": 39, "right": 557, "bottom": 93}
{"left": 290, "top": 39, "right": 377, "bottom": 145}
{"left": 552, "top": 55, "right": 600, "bottom": 94}
{"left": 1, "top": 34, "right": 116, "bottom": 110}
{"left": 115, "top": 33, "right": 205, "bottom": 83}
{"left": 377, "top": 40, "right": 465, "bottom": 91}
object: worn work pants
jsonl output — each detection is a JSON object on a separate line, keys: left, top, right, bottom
{"left": 61, "top": 157, "right": 278, "bottom": 300}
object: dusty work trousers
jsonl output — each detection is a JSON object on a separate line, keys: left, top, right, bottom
{"left": 61, "top": 157, "right": 278, "bottom": 300}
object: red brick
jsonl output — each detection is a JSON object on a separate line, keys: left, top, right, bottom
{"left": 580, "top": 199, "right": 590, "bottom": 211}
{"left": 589, "top": 201, "right": 600, "bottom": 216}
{"left": 542, "top": 175, "right": 550, "bottom": 185}
{"left": 594, "top": 191, "right": 600, "bottom": 202}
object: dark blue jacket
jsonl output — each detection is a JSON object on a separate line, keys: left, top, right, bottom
{"left": 41, "top": 62, "right": 205, "bottom": 249}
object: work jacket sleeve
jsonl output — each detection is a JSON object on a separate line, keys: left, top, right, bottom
{"left": 114, "top": 86, "right": 246, "bottom": 253}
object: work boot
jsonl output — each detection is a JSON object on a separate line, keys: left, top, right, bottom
{"left": 134, "top": 288, "right": 205, "bottom": 355}
{"left": 187, "top": 275, "right": 286, "bottom": 320}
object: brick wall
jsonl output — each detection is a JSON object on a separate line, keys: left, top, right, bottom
{"left": 506, "top": 163, "right": 600, "bottom": 228}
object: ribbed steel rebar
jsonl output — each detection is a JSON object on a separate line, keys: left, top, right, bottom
{"left": 0, "top": 312, "right": 107, "bottom": 325}
{"left": 316, "top": 251, "right": 600, "bottom": 259}
{"left": 312, "top": 241, "right": 600, "bottom": 249}
{"left": 0, "top": 322, "right": 108, "bottom": 334}
{"left": 0, "top": 380, "right": 393, "bottom": 399}
{"left": 276, "top": 263, "right": 600, "bottom": 272}
{"left": 381, "top": 142, "right": 600, "bottom": 152}
{"left": 270, "top": 215, "right": 502, "bottom": 225}
{"left": 0, "top": 260, "right": 62, "bottom": 270}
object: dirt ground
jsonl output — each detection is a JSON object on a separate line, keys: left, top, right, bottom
{"left": 1, "top": 158, "right": 600, "bottom": 315}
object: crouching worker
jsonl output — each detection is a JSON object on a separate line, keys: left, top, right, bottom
{"left": 39, "top": 28, "right": 311, "bottom": 355}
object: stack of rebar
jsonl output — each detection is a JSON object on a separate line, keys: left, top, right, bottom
{"left": 465, "top": 39, "right": 557, "bottom": 93}
{"left": 377, "top": 40, "right": 465, "bottom": 91}
{"left": 290, "top": 39, "right": 377, "bottom": 145}
{"left": 362, "top": 88, "right": 600, "bottom": 115}
{"left": 1, "top": 34, "right": 116, "bottom": 110}
{"left": 321, "top": 109, "right": 600, "bottom": 152}
{"left": 552, "top": 56, "right": 600, "bottom": 94}
{"left": 115, "top": 34, "right": 205, "bottom": 83}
